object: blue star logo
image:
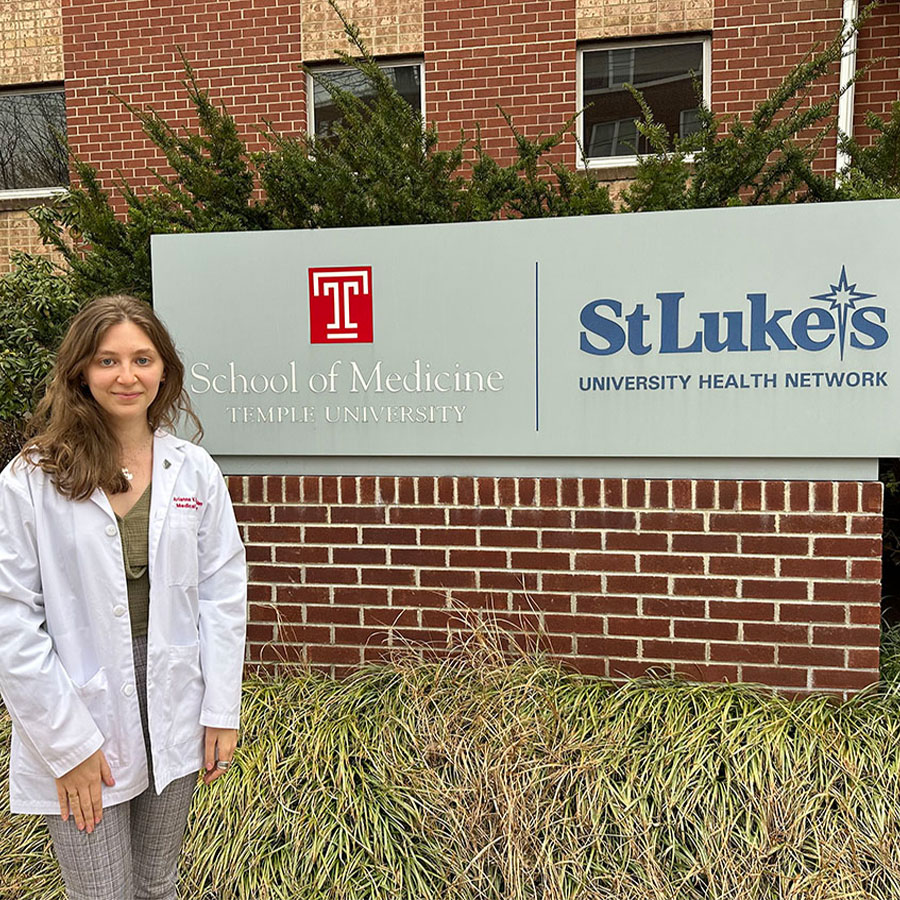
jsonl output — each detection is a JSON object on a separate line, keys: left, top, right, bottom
{"left": 810, "top": 266, "right": 876, "bottom": 361}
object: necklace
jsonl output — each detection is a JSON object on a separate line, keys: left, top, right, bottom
{"left": 120, "top": 432, "right": 152, "bottom": 484}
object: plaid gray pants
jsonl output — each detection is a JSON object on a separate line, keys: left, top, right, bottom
{"left": 45, "top": 635, "right": 196, "bottom": 900}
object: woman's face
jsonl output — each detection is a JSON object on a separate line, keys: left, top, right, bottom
{"left": 83, "top": 321, "right": 165, "bottom": 429}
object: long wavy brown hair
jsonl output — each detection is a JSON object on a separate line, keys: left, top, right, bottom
{"left": 22, "top": 295, "right": 202, "bottom": 500}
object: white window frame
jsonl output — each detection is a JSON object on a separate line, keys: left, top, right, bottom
{"left": 0, "top": 84, "right": 68, "bottom": 200}
{"left": 305, "top": 58, "right": 426, "bottom": 138}
{"left": 577, "top": 36, "right": 711, "bottom": 170}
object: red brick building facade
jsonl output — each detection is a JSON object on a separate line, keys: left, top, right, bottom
{"left": 55, "top": 1, "right": 900, "bottom": 189}
{"left": 3, "top": 0, "right": 899, "bottom": 694}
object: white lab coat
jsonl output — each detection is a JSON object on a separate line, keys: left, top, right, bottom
{"left": 0, "top": 431, "right": 247, "bottom": 814}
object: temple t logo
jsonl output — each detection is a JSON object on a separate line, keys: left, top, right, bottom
{"left": 308, "top": 266, "right": 374, "bottom": 344}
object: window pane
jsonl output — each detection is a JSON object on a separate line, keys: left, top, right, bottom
{"left": 588, "top": 118, "right": 639, "bottom": 158}
{"left": 312, "top": 64, "right": 422, "bottom": 139}
{"left": 680, "top": 107, "right": 701, "bottom": 137}
{"left": 632, "top": 44, "right": 702, "bottom": 87}
{"left": 582, "top": 42, "right": 704, "bottom": 158}
{"left": 608, "top": 48, "right": 633, "bottom": 88}
{"left": 0, "top": 89, "right": 68, "bottom": 191}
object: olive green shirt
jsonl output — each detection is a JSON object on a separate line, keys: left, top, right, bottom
{"left": 115, "top": 482, "right": 151, "bottom": 639}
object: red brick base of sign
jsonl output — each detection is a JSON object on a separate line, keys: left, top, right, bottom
{"left": 229, "top": 475, "right": 883, "bottom": 697}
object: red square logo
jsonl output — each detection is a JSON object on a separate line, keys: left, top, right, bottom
{"left": 308, "top": 266, "right": 373, "bottom": 344}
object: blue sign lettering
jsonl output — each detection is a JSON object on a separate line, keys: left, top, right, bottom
{"left": 579, "top": 272, "right": 887, "bottom": 359}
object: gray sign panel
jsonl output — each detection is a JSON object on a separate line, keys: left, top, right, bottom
{"left": 152, "top": 200, "right": 900, "bottom": 457}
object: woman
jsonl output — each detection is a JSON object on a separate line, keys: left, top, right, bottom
{"left": 0, "top": 295, "right": 247, "bottom": 899}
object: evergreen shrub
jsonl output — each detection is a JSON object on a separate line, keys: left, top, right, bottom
{"left": 0, "top": 252, "right": 81, "bottom": 468}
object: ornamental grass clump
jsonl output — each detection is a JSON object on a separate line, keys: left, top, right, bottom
{"left": 1, "top": 631, "right": 900, "bottom": 899}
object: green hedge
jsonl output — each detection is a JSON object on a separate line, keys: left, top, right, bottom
{"left": 2, "top": 628, "right": 900, "bottom": 899}
{"left": 0, "top": 252, "right": 81, "bottom": 468}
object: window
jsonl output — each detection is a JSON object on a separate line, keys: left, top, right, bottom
{"left": 579, "top": 38, "right": 709, "bottom": 167}
{"left": 307, "top": 61, "right": 424, "bottom": 139}
{"left": 0, "top": 86, "right": 68, "bottom": 196}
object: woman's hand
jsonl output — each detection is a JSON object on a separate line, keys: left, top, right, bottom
{"left": 55, "top": 749, "right": 115, "bottom": 833}
{"left": 202, "top": 727, "right": 238, "bottom": 785}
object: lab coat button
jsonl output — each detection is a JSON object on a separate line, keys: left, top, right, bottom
{"left": 105, "top": 524, "right": 117, "bottom": 536}
{"left": 113, "top": 605, "right": 126, "bottom": 617}
{"left": 123, "top": 684, "right": 135, "bottom": 697}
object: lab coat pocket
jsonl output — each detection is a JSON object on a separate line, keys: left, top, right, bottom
{"left": 75, "top": 666, "right": 111, "bottom": 735}
{"left": 15, "top": 666, "right": 113, "bottom": 775}
{"left": 74, "top": 666, "right": 123, "bottom": 767}
{"left": 165, "top": 642, "right": 205, "bottom": 748}
{"left": 166, "top": 510, "right": 200, "bottom": 586}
